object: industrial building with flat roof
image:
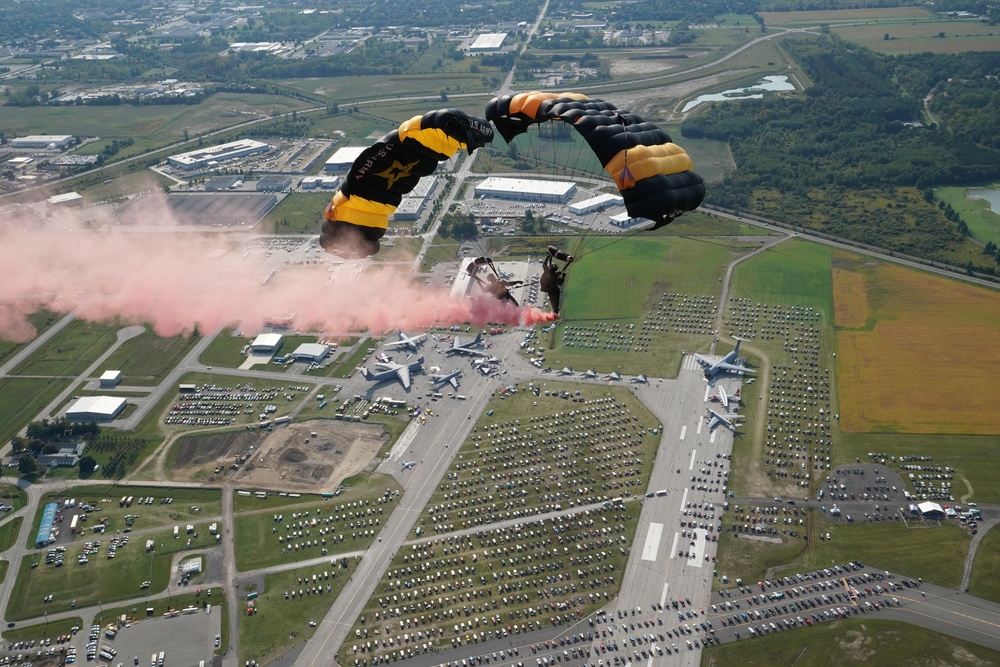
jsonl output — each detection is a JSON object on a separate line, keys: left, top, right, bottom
{"left": 474, "top": 177, "right": 576, "bottom": 203}
{"left": 324, "top": 146, "right": 368, "bottom": 173}
{"left": 12, "top": 135, "right": 74, "bottom": 149}
{"left": 167, "top": 139, "right": 271, "bottom": 170}
{"left": 469, "top": 33, "right": 508, "bottom": 52}
{"left": 100, "top": 370, "right": 123, "bottom": 387}
{"left": 256, "top": 174, "right": 292, "bottom": 191}
{"left": 46, "top": 192, "right": 84, "bottom": 207}
{"left": 66, "top": 396, "right": 127, "bottom": 422}
{"left": 569, "top": 193, "right": 624, "bottom": 215}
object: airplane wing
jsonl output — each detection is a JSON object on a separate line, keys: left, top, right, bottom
{"left": 715, "top": 362, "right": 756, "bottom": 374}
{"left": 448, "top": 375, "right": 460, "bottom": 389}
{"left": 383, "top": 340, "right": 408, "bottom": 350}
{"left": 707, "top": 413, "right": 722, "bottom": 430}
{"left": 693, "top": 354, "right": 712, "bottom": 368}
{"left": 397, "top": 365, "right": 412, "bottom": 389}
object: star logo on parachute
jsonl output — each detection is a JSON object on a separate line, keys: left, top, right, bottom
{"left": 375, "top": 160, "right": 420, "bottom": 188}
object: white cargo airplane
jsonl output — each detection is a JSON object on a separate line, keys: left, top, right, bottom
{"left": 430, "top": 370, "right": 461, "bottom": 389}
{"left": 383, "top": 331, "right": 426, "bottom": 353}
{"left": 706, "top": 408, "right": 744, "bottom": 432}
{"left": 445, "top": 333, "right": 486, "bottom": 356}
{"left": 695, "top": 338, "right": 756, "bottom": 379}
{"left": 358, "top": 356, "right": 424, "bottom": 390}
{"left": 710, "top": 386, "right": 741, "bottom": 408}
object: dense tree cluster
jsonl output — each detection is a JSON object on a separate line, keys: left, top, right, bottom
{"left": 687, "top": 36, "right": 1000, "bottom": 266}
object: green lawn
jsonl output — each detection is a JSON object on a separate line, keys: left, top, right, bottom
{"left": 935, "top": 185, "right": 1000, "bottom": 247}
{"left": 0, "top": 484, "right": 28, "bottom": 513}
{"left": 238, "top": 559, "right": 359, "bottom": 666}
{"left": 100, "top": 330, "right": 201, "bottom": 385}
{"left": 233, "top": 474, "right": 401, "bottom": 572}
{"left": 2, "top": 616, "right": 83, "bottom": 643}
{"left": 0, "top": 311, "right": 62, "bottom": 368}
{"left": 538, "top": 235, "right": 749, "bottom": 376}
{"left": 702, "top": 617, "right": 1000, "bottom": 667}
{"left": 29, "top": 486, "right": 221, "bottom": 549}
{"left": 968, "top": 524, "right": 1000, "bottom": 603}
{"left": 260, "top": 193, "right": 331, "bottom": 235}
{"left": 9, "top": 522, "right": 216, "bottom": 620}
{"left": 99, "top": 586, "right": 223, "bottom": 626}
{"left": 0, "top": 377, "right": 73, "bottom": 448}
{"left": 0, "top": 517, "right": 24, "bottom": 553}
{"left": 11, "top": 319, "right": 118, "bottom": 377}
{"left": 715, "top": 509, "right": 971, "bottom": 589}
{"left": 198, "top": 329, "right": 251, "bottom": 368}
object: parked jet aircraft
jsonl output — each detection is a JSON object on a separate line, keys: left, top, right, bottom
{"left": 710, "top": 386, "right": 741, "bottom": 408}
{"left": 582, "top": 369, "right": 598, "bottom": 379}
{"left": 359, "top": 356, "right": 424, "bottom": 389}
{"left": 695, "top": 338, "right": 756, "bottom": 379}
{"left": 401, "top": 460, "right": 416, "bottom": 471}
{"left": 445, "top": 333, "right": 486, "bottom": 356}
{"left": 430, "top": 370, "right": 461, "bottom": 389}
{"left": 606, "top": 371, "right": 622, "bottom": 382}
{"left": 384, "top": 331, "right": 426, "bottom": 353}
{"left": 631, "top": 374, "right": 649, "bottom": 384}
{"left": 706, "top": 408, "right": 744, "bottom": 432}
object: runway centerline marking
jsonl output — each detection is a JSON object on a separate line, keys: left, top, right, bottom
{"left": 689, "top": 449, "right": 697, "bottom": 471}
{"left": 679, "top": 425, "right": 686, "bottom": 441}
{"left": 669, "top": 532, "right": 679, "bottom": 560}
{"left": 660, "top": 583, "right": 669, "bottom": 608}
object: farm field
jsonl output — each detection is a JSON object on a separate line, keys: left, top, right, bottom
{"left": 100, "top": 329, "right": 200, "bottom": 385}
{"left": 758, "top": 7, "right": 937, "bottom": 26}
{"left": 539, "top": 236, "right": 750, "bottom": 376}
{"left": 238, "top": 559, "right": 359, "bottom": 666}
{"left": 702, "top": 617, "right": 1000, "bottom": 667}
{"left": 832, "top": 253, "right": 1000, "bottom": 435}
{"left": 834, "top": 21, "right": 1000, "bottom": 54}
{"left": 968, "top": 525, "right": 1000, "bottom": 603}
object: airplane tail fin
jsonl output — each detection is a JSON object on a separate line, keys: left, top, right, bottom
{"left": 471, "top": 333, "right": 482, "bottom": 346}
{"left": 358, "top": 368, "right": 370, "bottom": 379}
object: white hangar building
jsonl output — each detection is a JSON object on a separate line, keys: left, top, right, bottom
{"left": 251, "top": 333, "right": 284, "bottom": 354}
{"left": 292, "top": 343, "right": 331, "bottom": 363}
{"left": 474, "top": 177, "right": 576, "bottom": 203}
{"left": 66, "top": 396, "right": 127, "bottom": 422}
{"left": 324, "top": 146, "right": 368, "bottom": 173}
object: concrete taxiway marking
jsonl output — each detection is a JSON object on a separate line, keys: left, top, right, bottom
{"left": 696, "top": 418, "right": 703, "bottom": 435}
{"left": 681, "top": 488, "right": 688, "bottom": 509}
{"left": 709, "top": 428, "right": 718, "bottom": 444}
{"left": 689, "top": 449, "right": 697, "bottom": 471}
{"left": 660, "top": 583, "right": 670, "bottom": 608}
{"left": 688, "top": 530, "right": 705, "bottom": 568}
{"left": 642, "top": 523, "right": 663, "bottom": 562}
{"left": 669, "top": 532, "right": 679, "bottom": 560}
{"left": 385, "top": 421, "right": 420, "bottom": 461}
{"left": 679, "top": 425, "right": 687, "bottom": 441}
{"left": 703, "top": 384, "right": 711, "bottom": 402}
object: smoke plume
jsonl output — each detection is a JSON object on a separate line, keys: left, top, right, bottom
{"left": 0, "top": 198, "right": 556, "bottom": 342}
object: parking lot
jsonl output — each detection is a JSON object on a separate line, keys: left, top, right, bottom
{"left": 95, "top": 609, "right": 221, "bottom": 667}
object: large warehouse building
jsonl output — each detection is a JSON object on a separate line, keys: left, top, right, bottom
{"left": 474, "top": 177, "right": 576, "bottom": 203}
{"left": 167, "top": 139, "right": 271, "bottom": 170}
{"left": 324, "top": 146, "right": 368, "bottom": 173}
{"left": 66, "top": 396, "right": 127, "bottom": 422}
{"left": 569, "top": 193, "right": 623, "bottom": 215}
{"left": 12, "top": 135, "right": 74, "bottom": 149}
{"left": 469, "top": 33, "right": 507, "bottom": 52}
{"left": 35, "top": 502, "right": 59, "bottom": 548}
{"left": 251, "top": 333, "right": 284, "bottom": 354}
{"left": 292, "top": 343, "right": 331, "bottom": 362}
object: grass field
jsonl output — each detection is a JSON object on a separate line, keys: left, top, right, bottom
{"left": 198, "top": 329, "right": 248, "bottom": 368}
{"left": 9, "top": 522, "right": 215, "bottom": 620}
{"left": 99, "top": 586, "right": 223, "bottom": 627}
{"left": 0, "top": 484, "right": 28, "bottom": 513}
{"left": 259, "top": 192, "right": 330, "bottom": 235}
{"left": 0, "top": 517, "right": 24, "bottom": 553}
{"left": 968, "top": 524, "right": 1000, "bottom": 603}
{"left": 0, "top": 377, "right": 73, "bottom": 449}
{"left": 539, "top": 236, "right": 751, "bottom": 376}
{"left": 835, "top": 21, "right": 1000, "bottom": 54}
{"left": 936, "top": 186, "right": 1000, "bottom": 246}
{"left": 100, "top": 330, "right": 200, "bottom": 385}
{"left": 11, "top": 319, "right": 118, "bottom": 377}
{"left": 759, "top": 7, "right": 937, "bottom": 26}
{"left": 0, "top": 311, "right": 62, "bottom": 368}
{"left": 233, "top": 474, "right": 401, "bottom": 572}
{"left": 29, "top": 486, "right": 221, "bottom": 549}
{"left": 2, "top": 616, "right": 83, "bottom": 643}
{"left": 238, "top": 559, "right": 359, "bottom": 665}
{"left": 717, "top": 509, "right": 970, "bottom": 589}
{"left": 702, "top": 617, "right": 1000, "bottom": 667}
{"left": 832, "top": 253, "right": 1000, "bottom": 434}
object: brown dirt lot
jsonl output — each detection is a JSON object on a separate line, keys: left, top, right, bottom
{"left": 173, "top": 420, "right": 388, "bottom": 491}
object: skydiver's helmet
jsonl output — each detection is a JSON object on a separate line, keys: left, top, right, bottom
{"left": 319, "top": 220, "right": 381, "bottom": 259}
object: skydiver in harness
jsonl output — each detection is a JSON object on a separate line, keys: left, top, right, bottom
{"left": 468, "top": 256, "right": 522, "bottom": 306}
{"left": 540, "top": 245, "right": 573, "bottom": 315}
